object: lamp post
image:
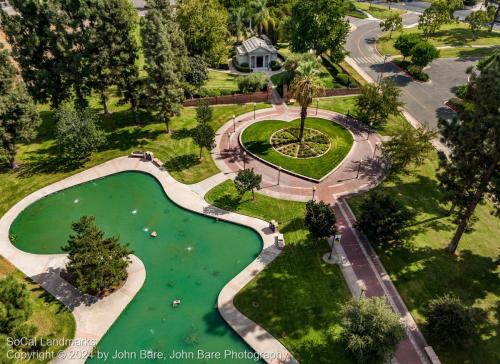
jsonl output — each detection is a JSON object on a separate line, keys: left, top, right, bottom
{"left": 356, "top": 159, "right": 363, "bottom": 179}
{"left": 372, "top": 141, "right": 381, "bottom": 159}
{"left": 243, "top": 151, "right": 247, "bottom": 170}
{"left": 328, "top": 234, "right": 342, "bottom": 260}
{"left": 315, "top": 98, "right": 319, "bottom": 115}
{"left": 253, "top": 102, "right": 257, "bottom": 120}
{"left": 277, "top": 166, "right": 282, "bottom": 185}
{"left": 312, "top": 186, "right": 317, "bottom": 200}
{"left": 228, "top": 132, "right": 231, "bottom": 151}
{"left": 378, "top": 54, "right": 389, "bottom": 86}
{"left": 232, "top": 114, "right": 236, "bottom": 133}
{"left": 357, "top": 280, "right": 367, "bottom": 299}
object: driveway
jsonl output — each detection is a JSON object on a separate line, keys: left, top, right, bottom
{"left": 346, "top": 14, "right": 476, "bottom": 128}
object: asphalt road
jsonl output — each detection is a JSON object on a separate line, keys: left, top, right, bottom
{"left": 347, "top": 14, "right": 477, "bottom": 129}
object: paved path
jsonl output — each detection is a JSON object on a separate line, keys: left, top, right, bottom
{"left": 0, "top": 157, "right": 297, "bottom": 364}
{"left": 213, "top": 103, "right": 432, "bottom": 364}
{"left": 347, "top": 13, "right": 476, "bottom": 129}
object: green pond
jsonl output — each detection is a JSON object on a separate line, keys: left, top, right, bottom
{"left": 10, "top": 172, "right": 265, "bottom": 363}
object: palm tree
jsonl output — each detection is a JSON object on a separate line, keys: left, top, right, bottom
{"left": 290, "top": 61, "right": 325, "bottom": 142}
{"left": 250, "top": 0, "right": 271, "bottom": 35}
{"left": 229, "top": 7, "right": 247, "bottom": 42}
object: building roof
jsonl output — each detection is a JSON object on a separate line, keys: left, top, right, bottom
{"left": 238, "top": 37, "right": 277, "bottom": 55}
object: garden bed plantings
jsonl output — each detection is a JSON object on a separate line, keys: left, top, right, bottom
{"left": 241, "top": 118, "right": 353, "bottom": 180}
{"left": 270, "top": 128, "right": 331, "bottom": 158}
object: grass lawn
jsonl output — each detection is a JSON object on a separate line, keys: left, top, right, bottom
{"left": 0, "top": 256, "right": 76, "bottom": 363}
{"left": 205, "top": 180, "right": 354, "bottom": 364}
{"left": 241, "top": 117, "right": 353, "bottom": 180}
{"left": 316, "top": 95, "right": 407, "bottom": 136}
{"left": 355, "top": 1, "right": 405, "bottom": 19}
{"left": 0, "top": 94, "right": 270, "bottom": 218}
{"left": 202, "top": 70, "right": 240, "bottom": 94}
{"left": 378, "top": 22, "right": 500, "bottom": 57}
{"left": 348, "top": 152, "right": 500, "bottom": 364}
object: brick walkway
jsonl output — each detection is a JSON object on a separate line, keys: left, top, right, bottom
{"left": 213, "top": 100, "right": 431, "bottom": 364}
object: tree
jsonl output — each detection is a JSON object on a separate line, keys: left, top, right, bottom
{"left": 185, "top": 56, "right": 209, "bottom": 88}
{"left": 229, "top": 7, "right": 248, "bottom": 42}
{"left": 0, "top": 275, "right": 37, "bottom": 340}
{"left": 234, "top": 168, "right": 262, "bottom": 200}
{"left": 192, "top": 124, "right": 216, "bottom": 159}
{"left": 55, "top": 107, "right": 106, "bottom": 162}
{"left": 356, "top": 79, "right": 403, "bottom": 128}
{"left": 356, "top": 191, "right": 416, "bottom": 244}
{"left": 418, "top": 0, "right": 463, "bottom": 37}
{"left": 62, "top": 216, "right": 133, "bottom": 296}
{"left": 289, "top": 61, "right": 325, "bottom": 142}
{"left": 286, "top": 0, "right": 349, "bottom": 61}
{"left": 465, "top": 10, "right": 488, "bottom": 39}
{"left": 341, "top": 297, "right": 405, "bottom": 364}
{"left": 141, "top": 4, "right": 187, "bottom": 133}
{"left": 486, "top": 0, "right": 500, "bottom": 31}
{"left": 177, "top": 0, "right": 229, "bottom": 66}
{"left": 196, "top": 101, "right": 213, "bottom": 124}
{"left": 425, "top": 294, "right": 476, "bottom": 348}
{"left": 410, "top": 41, "right": 440, "bottom": 70}
{"left": 85, "top": 0, "right": 140, "bottom": 114}
{"left": 379, "top": 13, "right": 403, "bottom": 39}
{"left": 1, "top": 0, "right": 92, "bottom": 108}
{"left": 382, "top": 123, "right": 436, "bottom": 175}
{"left": 394, "top": 33, "right": 421, "bottom": 60}
{"left": 283, "top": 53, "right": 319, "bottom": 74}
{"left": 0, "top": 50, "right": 40, "bottom": 169}
{"left": 437, "top": 52, "right": 500, "bottom": 254}
{"left": 304, "top": 200, "right": 336, "bottom": 240}
{"left": 250, "top": 0, "right": 272, "bottom": 35}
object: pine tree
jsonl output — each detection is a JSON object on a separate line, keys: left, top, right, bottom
{"left": 437, "top": 52, "right": 500, "bottom": 254}
{"left": 62, "top": 216, "right": 133, "bottom": 296}
{"left": 141, "top": 3, "right": 187, "bottom": 133}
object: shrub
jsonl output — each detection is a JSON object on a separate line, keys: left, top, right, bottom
{"left": 232, "top": 56, "right": 252, "bottom": 73}
{"left": 270, "top": 60, "right": 282, "bottom": 71}
{"left": 394, "top": 33, "right": 421, "bottom": 59}
{"left": 356, "top": 191, "right": 416, "bottom": 244}
{"left": 454, "top": 84, "right": 468, "bottom": 99}
{"left": 237, "top": 73, "right": 268, "bottom": 93}
{"left": 407, "top": 65, "right": 430, "bottom": 81}
{"left": 425, "top": 294, "right": 476, "bottom": 348}
{"left": 305, "top": 200, "right": 337, "bottom": 240}
{"left": 410, "top": 41, "right": 439, "bottom": 69}
{"left": 341, "top": 297, "right": 405, "bottom": 363}
{"left": 336, "top": 73, "right": 350, "bottom": 86}
{"left": 185, "top": 56, "right": 208, "bottom": 87}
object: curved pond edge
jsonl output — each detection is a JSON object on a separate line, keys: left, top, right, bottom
{"left": 238, "top": 111, "right": 357, "bottom": 183}
{"left": 0, "top": 156, "right": 298, "bottom": 364}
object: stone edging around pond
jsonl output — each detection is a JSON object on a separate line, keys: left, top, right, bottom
{"left": 0, "top": 156, "right": 298, "bottom": 364}
{"left": 238, "top": 113, "right": 358, "bottom": 183}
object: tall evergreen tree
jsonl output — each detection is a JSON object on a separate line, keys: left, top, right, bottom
{"left": 0, "top": 46, "right": 40, "bottom": 169}
{"left": 141, "top": 3, "right": 187, "bottom": 133}
{"left": 437, "top": 52, "right": 500, "bottom": 254}
{"left": 86, "top": 0, "right": 140, "bottom": 114}
{"left": 62, "top": 216, "right": 132, "bottom": 295}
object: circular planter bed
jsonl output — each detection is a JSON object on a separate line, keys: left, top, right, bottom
{"left": 241, "top": 117, "right": 353, "bottom": 181}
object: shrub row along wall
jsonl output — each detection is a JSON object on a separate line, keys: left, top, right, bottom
{"left": 282, "top": 84, "right": 361, "bottom": 101}
{"left": 182, "top": 85, "right": 273, "bottom": 107}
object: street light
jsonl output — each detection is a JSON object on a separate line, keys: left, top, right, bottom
{"left": 328, "top": 234, "right": 342, "bottom": 260}
{"left": 277, "top": 166, "right": 282, "bottom": 185}
{"left": 228, "top": 132, "right": 231, "bottom": 151}
{"left": 357, "top": 280, "right": 367, "bottom": 299}
{"left": 315, "top": 98, "right": 320, "bottom": 115}
{"left": 312, "top": 186, "right": 317, "bottom": 200}
{"left": 356, "top": 159, "right": 363, "bottom": 179}
{"left": 372, "top": 141, "right": 381, "bottom": 159}
{"left": 243, "top": 151, "right": 247, "bottom": 170}
{"left": 232, "top": 114, "right": 236, "bottom": 133}
{"left": 253, "top": 102, "right": 257, "bottom": 120}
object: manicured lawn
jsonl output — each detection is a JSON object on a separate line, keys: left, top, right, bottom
{"left": 0, "top": 256, "right": 76, "bottom": 363}
{"left": 378, "top": 22, "right": 500, "bottom": 57}
{"left": 436, "top": 46, "right": 500, "bottom": 58}
{"left": 355, "top": 1, "right": 405, "bottom": 19}
{"left": 348, "top": 152, "right": 500, "bottom": 364}
{"left": 205, "top": 180, "right": 354, "bottom": 364}
{"left": 316, "top": 95, "right": 407, "bottom": 136}
{"left": 0, "top": 95, "right": 270, "bottom": 217}
{"left": 203, "top": 70, "right": 240, "bottom": 94}
{"left": 241, "top": 117, "right": 353, "bottom": 180}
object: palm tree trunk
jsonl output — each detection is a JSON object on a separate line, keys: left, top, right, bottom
{"left": 447, "top": 157, "right": 498, "bottom": 254}
{"left": 299, "top": 106, "right": 307, "bottom": 142}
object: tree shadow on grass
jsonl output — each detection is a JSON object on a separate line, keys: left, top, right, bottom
{"left": 211, "top": 194, "right": 242, "bottom": 212}
{"left": 163, "top": 154, "right": 200, "bottom": 172}
{"left": 171, "top": 128, "right": 192, "bottom": 140}
{"left": 243, "top": 140, "right": 272, "bottom": 156}
{"left": 17, "top": 145, "right": 85, "bottom": 178}
{"left": 105, "top": 127, "right": 164, "bottom": 151}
